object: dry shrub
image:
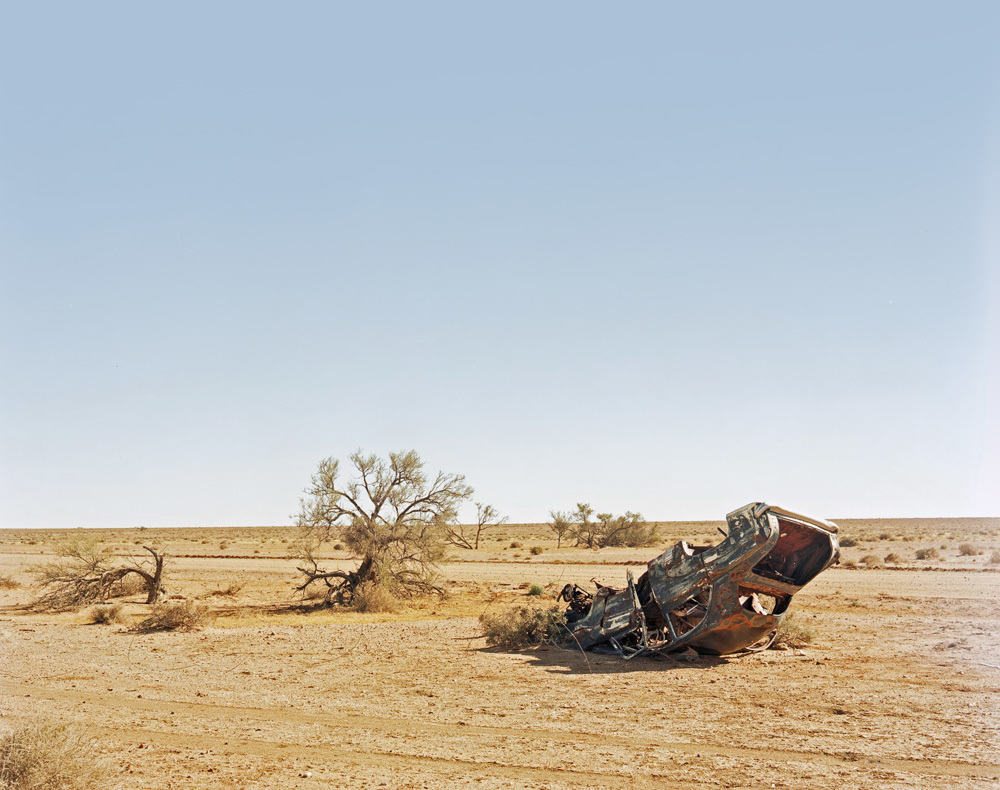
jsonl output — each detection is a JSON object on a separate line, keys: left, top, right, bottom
{"left": 772, "top": 614, "right": 815, "bottom": 649}
{"left": 991, "top": 551, "right": 1000, "bottom": 565}
{"left": 529, "top": 546, "right": 544, "bottom": 555}
{"left": 0, "top": 575, "right": 20, "bottom": 590}
{"left": 480, "top": 605, "right": 566, "bottom": 648}
{"left": 839, "top": 537, "right": 858, "bottom": 548}
{"left": 915, "top": 547, "right": 940, "bottom": 560}
{"left": 351, "top": 581, "right": 398, "bottom": 613}
{"left": 88, "top": 603, "right": 125, "bottom": 625}
{"left": 861, "top": 554, "right": 882, "bottom": 568}
{"left": 209, "top": 580, "right": 244, "bottom": 597}
{"left": 884, "top": 552, "right": 904, "bottom": 564}
{"left": 958, "top": 543, "right": 979, "bottom": 557}
{"left": 132, "top": 600, "right": 208, "bottom": 633}
{"left": 509, "top": 541, "right": 523, "bottom": 549}
{"left": 0, "top": 721, "right": 108, "bottom": 789}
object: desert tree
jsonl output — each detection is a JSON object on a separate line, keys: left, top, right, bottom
{"left": 446, "top": 502, "right": 507, "bottom": 551}
{"left": 570, "top": 502, "right": 600, "bottom": 548}
{"left": 548, "top": 510, "right": 573, "bottom": 548}
{"left": 295, "top": 450, "right": 473, "bottom": 606}
{"left": 31, "top": 542, "right": 165, "bottom": 611}
{"left": 595, "top": 511, "right": 659, "bottom": 547}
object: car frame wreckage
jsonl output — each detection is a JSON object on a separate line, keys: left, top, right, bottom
{"left": 559, "top": 502, "right": 839, "bottom": 657}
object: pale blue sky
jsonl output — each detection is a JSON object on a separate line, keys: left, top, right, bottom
{"left": 2, "top": 3, "right": 997, "bottom": 528}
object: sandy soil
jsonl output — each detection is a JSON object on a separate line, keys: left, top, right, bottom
{"left": 1, "top": 518, "right": 998, "bottom": 788}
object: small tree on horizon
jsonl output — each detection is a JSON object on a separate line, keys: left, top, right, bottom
{"left": 294, "top": 450, "right": 473, "bottom": 606}
{"left": 446, "top": 502, "right": 507, "bottom": 551}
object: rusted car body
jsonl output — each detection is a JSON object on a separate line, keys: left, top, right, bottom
{"left": 559, "top": 502, "right": 839, "bottom": 656}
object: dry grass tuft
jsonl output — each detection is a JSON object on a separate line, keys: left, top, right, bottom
{"left": 991, "top": 551, "right": 1000, "bottom": 564}
{"left": 132, "top": 600, "right": 208, "bottom": 633}
{"left": 351, "top": 581, "right": 398, "bottom": 613}
{"left": 915, "top": 547, "right": 940, "bottom": 560}
{"left": 884, "top": 552, "right": 904, "bottom": 564}
{"left": 839, "top": 537, "right": 858, "bottom": 548}
{"left": 88, "top": 603, "right": 125, "bottom": 625}
{"left": 0, "top": 721, "right": 109, "bottom": 789}
{"left": 0, "top": 575, "right": 20, "bottom": 590}
{"left": 861, "top": 554, "right": 882, "bottom": 568}
{"left": 958, "top": 543, "right": 979, "bottom": 557}
{"left": 772, "top": 614, "right": 815, "bottom": 649}
{"left": 480, "top": 605, "right": 566, "bottom": 648}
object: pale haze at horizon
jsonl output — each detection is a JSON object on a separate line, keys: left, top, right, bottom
{"left": 2, "top": 3, "right": 998, "bottom": 528}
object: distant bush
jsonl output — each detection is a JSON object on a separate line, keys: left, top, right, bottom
{"left": 772, "top": 614, "right": 815, "bottom": 649}
{"left": 0, "top": 721, "right": 108, "bottom": 790}
{"left": 878, "top": 533, "right": 892, "bottom": 541}
{"left": 526, "top": 584, "right": 544, "bottom": 596}
{"left": 915, "top": 548, "right": 940, "bottom": 560}
{"left": 839, "top": 537, "right": 858, "bottom": 547}
{"left": 351, "top": 581, "right": 398, "bottom": 613}
{"left": 509, "top": 541, "right": 523, "bottom": 549}
{"left": 209, "top": 580, "right": 244, "bottom": 597}
{"left": 861, "top": 555, "right": 882, "bottom": 568}
{"left": 841, "top": 560, "right": 857, "bottom": 569}
{"left": 132, "top": 600, "right": 208, "bottom": 633}
{"left": 480, "top": 605, "right": 566, "bottom": 648}
{"left": 0, "top": 574, "right": 20, "bottom": 590}
{"left": 991, "top": 551, "right": 1000, "bottom": 565}
{"left": 88, "top": 603, "right": 125, "bottom": 625}
{"left": 884, "top": 552, "right": 904, "bottom": 564}
{"left": 958, "top": 543, "right": 979, "bottom": 557}
{"left": 529, "top": 546, "right": 544, "bottom": 556}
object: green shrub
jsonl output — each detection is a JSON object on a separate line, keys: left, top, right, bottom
{"left": 526, "top": 584, "right": 544, "bottom": 596}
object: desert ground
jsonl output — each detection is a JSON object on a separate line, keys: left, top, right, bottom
{"left": 1, "top": 517, "right": 998, "bottom": 788}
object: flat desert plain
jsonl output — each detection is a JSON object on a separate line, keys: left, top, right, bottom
{"left": 1, "top": 517, "right": 998, "bottom": 788}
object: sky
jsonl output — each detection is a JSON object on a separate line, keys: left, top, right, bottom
{"left": 1, "top": 3, "right": 998, "bottom": 528}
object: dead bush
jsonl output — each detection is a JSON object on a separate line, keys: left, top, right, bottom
{"left": 88, "top": 603, "right": 125, "bottom": 625}
{"left": 958, "top": 543, "right": 979, "bottom": 556}
{"left": 991, "top": 551, "right": 1000, "bottom": 564}
{"left": 861, "top": 554, "right": 882, "bottom": 568}
{"left": 351, "top": 581, "right": 398, "bottom": 613}
{"left": 529, "top": 546, "right": 544, "bottom": 556}
{"left": 0, "top": 721, "right": 109, "bottom": 789}
{"left": 839, "top": 537, "right": 858, "bottom": 547}
{"left": 480, "top": 605, "right": 566, "bottom": 648}
{"left": 915, "top": 547, "right": 940, "bottom": 560}
{"left": 209, "top": 580, "right": 244, "bottom": 597}
{"left": 772, "top": 615, "right": 815, "bottom": 649}
{"left": 884, "top": 552, "right": 904, "bottom": 564}
{"left": 132, "top": 600, "right": 208, "bottom": 633}
{"left": 0, "top": 575, "right": 20, "bottom": 590}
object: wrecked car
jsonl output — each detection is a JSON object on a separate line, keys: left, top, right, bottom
{"left": 559, "top": 502, "right": 839, "bottom": 656}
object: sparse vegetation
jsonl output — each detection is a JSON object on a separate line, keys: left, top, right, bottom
{"left": 209, "top": 580, "right": 245, "bottom": 597}
{"left": 88, "top": 603, "right": 125, "bottom": 624}
{"left": 550, "top": 503, "right": 659, "bottom": 549}
{"left": 132, "top": 600, "right": 208, "bottom": 633}
{"left": 30, "top": 542, "right": 165, "bottom": 611}
{"left": 958, "top": 543, "right": 979, "bottom": 556}
{"left": 294, "top": 450, "right": 473, "bottom": 606}
{"left": 351, "top": 580, "right": 398, "bottom": 613}
{"left": 526, "top": 583, "right": 544, "bottom": 596}
{"left": 480, "top": 605, "right": 566, "bottom": 648}
{"left": 839, "top": 537, "right": 858, "bottom": 547}
{"left": 861, "top": 554, "right": 882, "bottom": 568}
{"left": 884, "top": 552, "right": 904, "bottom": 564}
{"left": 446, "top": 502, "right": 507, "bottom": 551}
{"left": 991, "top": 551, "right": 1000, "bottom": 564}
{"left": 772, "top": 614, "right": 815, "bottom": 649}
{"left": 0, "top": 721, "right": 109, "bottom": 790}
{"left": 915, "top": 548, "right": 940, "bottom": 560}
{"left": 529, "top": 546, "right": 544, "bottom": 555}
{"left": 0, "top": 574, "right": 20, "bottom": 590}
